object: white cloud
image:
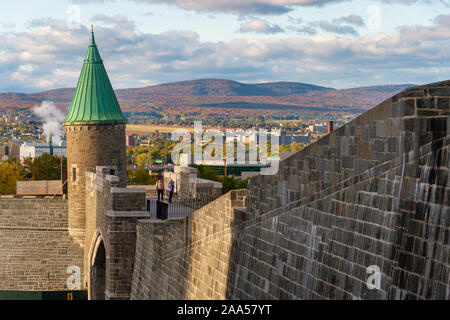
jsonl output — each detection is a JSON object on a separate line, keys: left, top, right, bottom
{"left": 71, "top": 0, "right": 450, "bottom": 15}
{"left": 239, "top": 19, "right": 284, "bottom": 33}
{"left": 1, "top": 13, "right": 450, "bottom": 92}
{"left": 333, "top": 14, "right": 365, "bottom": 27}
{"left": 310, "top": 21, "right": 359, "bottom": 36}
{"left": 73, "top": 0, "right": 346, "bottom": 15}
{"left": 91, "top": 14, "right": 136, "bottom": 30}
{"left": 11, "top": 64, "right": 35, "bottom": 81}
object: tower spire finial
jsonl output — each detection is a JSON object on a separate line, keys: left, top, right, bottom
{"left": 90, "top": 24, "right": 96, "bottom": 46}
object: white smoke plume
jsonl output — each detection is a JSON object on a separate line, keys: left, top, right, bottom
{"left": 33, "top": 101, "right": 66, "bottom": 143}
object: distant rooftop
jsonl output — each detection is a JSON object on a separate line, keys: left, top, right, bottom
{"left": 22, "top": 141, "right": 66, "bottom": 148}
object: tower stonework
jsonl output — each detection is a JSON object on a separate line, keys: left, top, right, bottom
{"left": 64, "top": 29, "right": 127, "bottom": 245}
{"left": 65, "top": 124, "right": 126, "bottom": 243}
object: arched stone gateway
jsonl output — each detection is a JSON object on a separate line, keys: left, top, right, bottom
{"left": 84, "top": 169, "right": 148, "bottom": 300}
{"left": 90, "top": 237, "right": 106, "bottom": 300}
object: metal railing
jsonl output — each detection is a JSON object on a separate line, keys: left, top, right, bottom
{"left": 146, "top": 197, "right": 213, "bottom": 220}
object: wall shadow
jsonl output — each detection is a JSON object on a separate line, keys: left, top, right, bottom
{"left": 91, "top": 240, "right": 106, "bottom": 300}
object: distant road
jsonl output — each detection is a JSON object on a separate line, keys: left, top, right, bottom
{"left": 126, "top": 124, "right": 234, "bottom": 134}
{"left": 126, "top": 124, "right": 194, "bottom": 134}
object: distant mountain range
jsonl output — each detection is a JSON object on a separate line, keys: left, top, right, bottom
{"left": 0, "top": 79, "right": 416, "bottom": 114}
{"left": 130, "top": 79, "right": 334, "bottom": 96}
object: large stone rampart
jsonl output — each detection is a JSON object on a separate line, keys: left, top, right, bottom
{"left": 238, "top": 81, "right": 450, "bottom": 299}
{"left": 130, "top": 81, "right": 449, "bottom": 300}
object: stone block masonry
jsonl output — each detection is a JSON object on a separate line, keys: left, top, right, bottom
{"left": 130, "top": 80, "right": 449, "bottom": 300}
{"left": 130, "top": 189, "right": 248, "bottom": 299}
{"left": 164, "top": 166, "right": 222, "bottom": 201}
{"left": 0, "top": 199, "right": 84, "bottom": 291}
{"left": 84, "top": 167, "right": 148, "bottom": 300}
{"left": 16, "top": 180, "right": 63, "bottom": 196}
{"left": 240, "top": 80, "right": 450, "bottom": 300}
{"left": 65, "top": 123, "right": 127, "bottom": 246}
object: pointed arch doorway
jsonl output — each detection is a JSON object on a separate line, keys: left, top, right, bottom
{"left": 90, "top": 235, "right": 106, "bottom": 300}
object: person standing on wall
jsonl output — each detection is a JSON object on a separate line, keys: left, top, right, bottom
{"left": 168, "top": 178, "right": 175, "bottom": 203}
{"left": 157, "top": 176, "right": 164, "bottom": 201}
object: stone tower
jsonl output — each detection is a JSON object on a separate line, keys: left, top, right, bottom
{"left": 64, "top": 28, "right": 127, "bottom": 245}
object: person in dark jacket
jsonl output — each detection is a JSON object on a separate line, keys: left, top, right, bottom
{"left": 168, "top": 179, "right": 174, "bottom": 203}
{"left": 157, "top": 177, "right": 164, "bottom": 201}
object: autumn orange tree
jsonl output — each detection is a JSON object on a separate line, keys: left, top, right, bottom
{"left": 0, "top": 159, "right": 26, "bottom": 195}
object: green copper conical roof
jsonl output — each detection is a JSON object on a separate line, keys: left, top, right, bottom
{"left": 64, "top": 28, "right": 127, "bottom": 124}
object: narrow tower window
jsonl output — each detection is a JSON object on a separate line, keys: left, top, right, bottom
{"left": 73, "top": 167, "right": 77, "bottom": 182}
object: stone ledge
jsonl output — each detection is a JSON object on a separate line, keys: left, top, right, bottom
{"left": 0, "top": 226, "right": 68, "bottom": 231}
{"left": 105, "top": 290, "right": 130, "bottom": 300}
{"left": 106, "top": 210, "right": 149, "bottom": 218}
{"left": 111, "top": 187, "right": 145, "bottom": 193}
{"left": 106, "top": 175, "right": 120, "bottom": 182}
{"left": 64, "top": 124, "right": 126, "bottom": 131}
{"left": 137, "top": 218, "right": 186, "bottom": 224}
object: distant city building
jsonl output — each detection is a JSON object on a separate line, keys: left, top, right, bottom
{"left": 307, "top": 122, "right": 328, "bottom": 133}
{"left": 126, "top": 135, "right": 135, "bottom": 147}
{"left": 225, "top": 132, "right": 256, "bottom": 144}
{"left": 0, "top": 140, "right": 22, "bottom": 160}
{"left": 8, "top": 140, "right": 21, "bottom": 159}
{"left": 20, "top": 140, "right": 67, "bottom": 160}
{"left": 204, "top": 163, "right": 268, "bottom": 177}
{"left": 0, "top": 144, "right": 8, "bottom": 157}
{"left": 279, "top": 132, "right": 311, "bottom": 145}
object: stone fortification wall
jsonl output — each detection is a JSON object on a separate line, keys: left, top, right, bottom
{"left": 130, "top": 81, "right": 449, "bottom": 300}
{"left": 238, "top": 81, "right": 449, "bottom": 299}
{"left": 0, "top": 199, "right": 84, "bottom": 291}
{"left": 130, "top": 189, "right": 247, "bottom": 299}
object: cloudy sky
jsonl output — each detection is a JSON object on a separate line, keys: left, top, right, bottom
{"left": 1, "top": 0, "right": 450, "bottom": 93}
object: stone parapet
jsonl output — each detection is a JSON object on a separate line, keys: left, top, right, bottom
{"left": 130, "top": 189, "right": 248, "bottom": 299}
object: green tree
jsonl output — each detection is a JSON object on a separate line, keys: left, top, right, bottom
{"left": 23, "top": 153, "right": 67, "bottom": 181}
{"left": 196, "top": 165, "right": 248, "bottom": 194}
{"left": 196, "top": 165, "right": 220, "bottom": 182}
{"left": 127, "top": 168, "right": 157, "bottom": 185}
{"left": 221, "top": 176, "right": 248, "bottom": 194}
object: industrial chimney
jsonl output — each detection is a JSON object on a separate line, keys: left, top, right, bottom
{"left": 48, "top": 135, "right": 54, "bottom": 156}
{"left": 327, "top": 121, "right": 334, "bottom": 134}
